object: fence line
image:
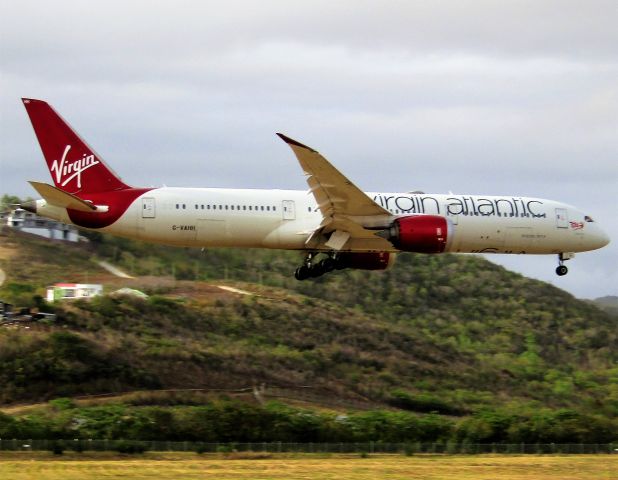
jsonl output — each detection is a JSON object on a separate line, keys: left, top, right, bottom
{"left": 1, "top": 440, "right": 616, "bottom": 454}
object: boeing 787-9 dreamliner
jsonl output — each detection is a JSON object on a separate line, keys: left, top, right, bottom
{"left": 20, "top": 98, "right": 610, "bottom": 280}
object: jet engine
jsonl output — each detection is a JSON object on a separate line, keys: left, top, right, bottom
{"left": 384, "top": 215, "right": 452, "bottom": 253}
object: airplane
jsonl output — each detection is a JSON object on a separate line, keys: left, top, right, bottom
{"left": 19, "top": 98, "right": 610, "bottom": 280}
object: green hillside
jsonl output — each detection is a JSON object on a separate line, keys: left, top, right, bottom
{"left": 0, "top": 228, "right": 616, "bottom": 443}
{"left": 591, "top": 296, "right": 618, "bottom": 317}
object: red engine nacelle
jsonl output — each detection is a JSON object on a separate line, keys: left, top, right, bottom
{"left": 388, "top": 215, "right": 451, "bottom": 253}
{"left": 336, "top": 252, "right": 396, "bottom": 270}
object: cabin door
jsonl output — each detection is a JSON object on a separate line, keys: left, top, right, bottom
{"left": 282, "top": 200, "right": 296, "bottom": 220}
{"left": 142, "top": 198, "right": 156, "bottom": 218}
{"left": 555, "top": 208, "right": 568, "bottom": 229}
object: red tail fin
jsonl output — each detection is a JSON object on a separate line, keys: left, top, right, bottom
{"left": 22, "top": 98, "right": 130, "bottom": 195}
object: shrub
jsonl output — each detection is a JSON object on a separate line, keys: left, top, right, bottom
{"left": 216, "top": 444, "right": 234, "bottom": 453}
{"left": 388, "top": 390, "right": 466, "bottom": 416}
{"left": 195, "top": 443, "right": 208, "bottom": 454}
{"left": 71, "top": 440, "right": 84, "bottom": 453}
{"left": 49, "top": 397, "right": 76, "bottom": 411}
{"left": 50, "top": 441, "right": 64, "bottom": 455}
{"left": 403, "top": 443, "right": 416, "bottom": 456}
{"left": 113, "top": 440, "right": 148, "bottom": 454}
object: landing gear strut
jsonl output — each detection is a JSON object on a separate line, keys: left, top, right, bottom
{"left": 294, "top": 252, "right": 339, "bottom": 281}
{"left": 555, "top": 252, "right": 574, "bottom": 276}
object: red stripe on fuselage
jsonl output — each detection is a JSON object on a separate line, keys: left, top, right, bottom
{"left": 67, "top": 188, "right": 154, "bottom": 229}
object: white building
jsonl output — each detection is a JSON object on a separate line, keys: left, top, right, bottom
{"left": 3, "top": 208, "right": 79, "bottom": 242}
{"left": 46, "top": 284, "right": 103, "bottom": 302}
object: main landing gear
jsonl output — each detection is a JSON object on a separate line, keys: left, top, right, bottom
{"left": 556, "top": 252, "right": 575, "bottom": 276}
{"left": 294, "top": 252, "right": 342, "bottom": 280}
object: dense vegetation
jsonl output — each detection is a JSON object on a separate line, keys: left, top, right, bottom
{"left": 0, "top": 399, "right": 615, "bottom": 444}
{"left": 0, "top": 227, "right": 617, "bottom": 443}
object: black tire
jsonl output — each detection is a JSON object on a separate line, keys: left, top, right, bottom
{"left": 555, "top": 265, "right": 568, "bottom": 276}
{"left": 320, "top": 257, "right": 336, "bottom": 273}
{"left": 310, "top": 263, "right": 324, "bottom": 278}
{"left": 295, "top": 265, "right": 311, "bottom": 280}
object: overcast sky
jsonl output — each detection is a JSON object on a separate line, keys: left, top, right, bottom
{"left": 1, "top": 1, "right": 616, "bottom": 299}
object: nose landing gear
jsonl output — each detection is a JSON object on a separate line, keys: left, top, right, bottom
{"left": 556, "top": 265, "right": 568, "bottom": 276}
{"left": 556, "top": 252, "right": 575, "bottom": 276}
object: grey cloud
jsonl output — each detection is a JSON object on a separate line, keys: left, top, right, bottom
{"left": 1, "top": 0, "right": 616, "bottom": 298}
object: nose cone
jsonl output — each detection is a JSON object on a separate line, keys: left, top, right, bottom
{"left": 591, "top": 225, "right": 610, "bottom": 250}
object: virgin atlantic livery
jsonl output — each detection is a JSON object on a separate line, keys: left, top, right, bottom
{"left": 20, "top": 98, "right": 609, "bottom": 280}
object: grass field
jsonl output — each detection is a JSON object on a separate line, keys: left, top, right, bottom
{"left": 0, "top": 452, "right": 616, "bottom": 479}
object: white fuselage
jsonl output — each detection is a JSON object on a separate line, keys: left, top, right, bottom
{"left": 36, "top": 187, "right": 609, "bottom": 255}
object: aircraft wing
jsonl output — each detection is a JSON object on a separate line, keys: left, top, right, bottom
{"left": 277, "top": 133, "right": 392, "bottom": 250}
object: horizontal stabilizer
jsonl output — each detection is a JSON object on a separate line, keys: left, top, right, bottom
{"left": 29, "top": 181, "right": 97, "bottom": 212}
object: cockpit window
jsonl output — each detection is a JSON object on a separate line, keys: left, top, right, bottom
{"left": 584, "top": 215, "right": 594, "bottom": 222}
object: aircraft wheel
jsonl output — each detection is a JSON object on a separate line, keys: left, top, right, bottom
{"left": 295, "top": 265, "right": 311, "bottom": 281}
{"left": 310, "top": 263, "right": 325, "bottom": 278}
{"left": 555, "top": 265, "right": 568, "bottom": 276}
{"left": 320, "top": 257, "right": 336, "bottom": 273}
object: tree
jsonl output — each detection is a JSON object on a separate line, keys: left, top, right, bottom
{"left": 1, "top": 194, "right": 23, "bottom": 210}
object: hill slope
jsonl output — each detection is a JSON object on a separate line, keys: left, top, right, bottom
{"left": 592, "top": 295, "right": 618, "bottom": 317}
{"left": 1, "top": 229, "right": 617, "bottom": 422}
